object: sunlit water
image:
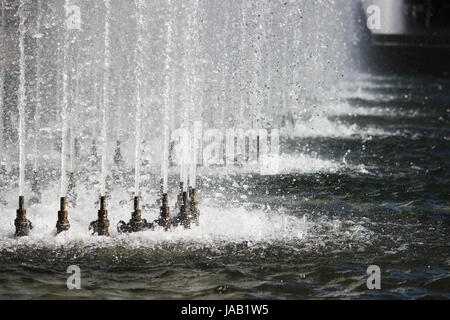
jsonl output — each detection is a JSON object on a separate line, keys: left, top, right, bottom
{"left": 0, "top": 74, "right": 449, "bottom": 299}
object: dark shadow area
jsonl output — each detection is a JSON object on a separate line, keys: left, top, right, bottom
{"left": 355, "top": 0, "right": 450, "bottom": 77}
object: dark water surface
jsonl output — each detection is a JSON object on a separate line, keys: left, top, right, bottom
{"left": 0, "top": 74, "right": 449, "bottom": 299}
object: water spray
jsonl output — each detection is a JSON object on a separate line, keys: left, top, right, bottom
{"left": 67, "top": 171, "right": 77, "bottom": 208}
{"left": 57, "top": 0, "right": 72, "bottom": 229}
{"left": 175, "top": 181, "right": 184, "bottom": 210}
{"left": 15, "top": 0, "right": 31, "bottom": 235}
{"left": 0, "top": 1, "right": 5, "bottom": 171}
{"left": 156, "top": 0, "right": 174, "bottom": 231}
{"left": 0, "top": 165, "right": 6, "bottom": 206}
{"left": 30, "top": 0, "right": 43, "bottom": 206}
{"left": 100, "top": 0, "right": 112, "bottom": 198}
{"left": 115, "top": 0, "right": 154, "bottom": 234}
{"left": 30, "top": 174, "right": 41, "bottom": 205}
{"left": 113, "top": 141, "right": 124, "bottom": 167}
{"left": 112, "top": 140, "right": 124, "bottom": 187}
{"left": 89, "top": 139, "right": 99, "bottom": 166}
{"left": 18, "top": 0, "right": 26, "bottom": 209}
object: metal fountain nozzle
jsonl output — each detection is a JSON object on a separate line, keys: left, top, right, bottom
{"left": 132, "top": 196, "right": 142, "bottom": 220}
{"left": 175, "top": 191, "right": 191, "bottom": 229}
{"left": 117, "top": 196, "right": 153, "bottom": 233}
{"left": 189, "top": 188, "right": 200, "bottom": 226}
{"left": 15, "top": 196, "right": 32, "bottom": 237}
{"left": 89, "top": 196, "right": 110, "bottom": 236}
{"left": 154, "top": 193, "right": 171, "bottom": 231}
{"left": 56, "top": 197, "right": 70, "bottom": 234}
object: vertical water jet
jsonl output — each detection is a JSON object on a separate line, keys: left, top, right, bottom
{"left": 0, "top": 0, "right": 6, "bottom": 206}
{"left": 157, "top": 0, "right": 174, "bottom": 229}
{"left": 30, "top": 0, "right": 43, "bottom": 205}
{"left": 238, "top": 1, "right": 250, "bottom": 129}
{"left": 112, "top": 140, "right": 124, "bottom": 187}
{"left": 134, "top": 0, "right": 144, "bottom": 201}
{"left": 100, "top": 0, "right": 112, "bottom": 198}
{"left": 18, "top": 0, "right": 27, "bottom": 199}
{"left": 68, "top": 30, "right": 81, "bottom": 208}
{"left": 89, "top": 139, "right": 99, "bottom": 167}
{"left": 67, "top": 171, "right": 77, "bottom": 208}
{"left": 60, "top": 0, "right": 71, "bottom": 203}
{"left": 113, "top": 141, "right": 124, "bottom": 166}
{"left": 15, "top": 0, "right": 32, "bottom": 234}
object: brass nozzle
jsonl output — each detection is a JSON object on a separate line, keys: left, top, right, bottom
{"left": 117, "top": 196, "right": 153, "bottom": 233}
{"left": 100, "top": 196, "right": 106, "bottom": 211}
{"left": 189, "top": 188, "right": 200, "bottom": 226}
{"left": 89, "top": 196, "right": 110, "bottom": 236}
{"left": 176, "top": 191, "right": 191, "bottom": 229}
{"left": 19, "top": 195, "right": 24, "bottom": 210}
{"left": 60, "top": 197, "right": 66, "bottom": 212}
{"left": 155, "top": 193, "right": 171, "bottom": 230}
{"left": 15, "top": 196, "right": 32, "bottom": 237}
{"left": 56, "top": 197, "right": 70, "bottom": 234}
{"left": 132, "top": 196, "right": 141, "bottom": 220}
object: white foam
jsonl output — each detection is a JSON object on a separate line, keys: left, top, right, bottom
{"left": 278, "top": 153, "right": 342, "bottom": 174}
{"left": 325, "top": 101, "right": 419, "bottom": 118}
{"left": 281, "top": 116, "right": 391, "bottom": 138}
{"left": 0, "top": 196, "right": 309, "bottom": 251}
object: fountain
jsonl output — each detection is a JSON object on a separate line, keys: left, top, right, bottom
{"left": 15, "top": 0, "right": 32, "bottom": 237}
{"left": 30, "top": 0, "right": 43, "bottom": 205}
{"left": 117, "top": 0, "right": 156, "bottom": 234}
{"left": 0, "top": 0, "right": 6, "bottom": 206}
{"left": 0, "top": 0, "right": 352, "bottom": 236}
{"left": 58, "top": 0, "right": 72, "bottom": 233}
{"left": 89, "top": 0, "right": 112, "bottom": 236}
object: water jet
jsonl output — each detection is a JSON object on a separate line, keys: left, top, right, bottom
{"left": 113, "top": 141, "right": 124, "bottom": 166}
{"left": 67, "top": 172, "right": 77, "bottom": 208}
{"left": 30, "top": 174, "right": 41, "bottom": 205}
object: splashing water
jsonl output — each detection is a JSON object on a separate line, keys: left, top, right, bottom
{"left": 0, "top": 1, "right": 448, "bottom": 300}
{"left": 134, "top": 0, "right": 145, "bottom": 197}
{"left": 17, "top": 0, "right": 26, "bottom": 197}
{"left": 100, "top": 0, "right": 112, "bottom": 197}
